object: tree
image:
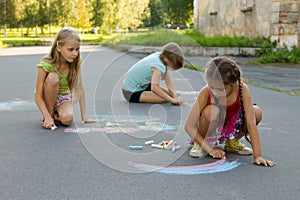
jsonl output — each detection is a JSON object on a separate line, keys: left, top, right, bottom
{"left": 0, "top": 0, "right": 194, "bottom": 36}
{"left": 162, "top": 0, "right": 193, "bottom": 25}
{"left": 75, "top": 0, "right": 91, "bottom": 30}
{"left": 99, "top": 0, "right": 118, "bottom": 33}
{"left": 147, "top": 0, "right": 166, "bottom": 27}
{"left": 116, "top": 0, "right": 150, "bottom": 30}
{"left": 37, "top": 0, "right": 50, "bottom": 34}
{"left": 0, "top": 0, "right": 20, "bottom": 36}
{"left": 54, "top": 0, "right": 77, "bottom": 27}
{"left": 90, "top": 0, "right": 103, "bottom": 27}
{"left": 0, "top": 0, "right": 7, "bottom": 36}
{"left": 98, "top": 0, "right": 149, "bottom": 33}
{"left": 22, "top": 0, "right": 39, "bottom": 34}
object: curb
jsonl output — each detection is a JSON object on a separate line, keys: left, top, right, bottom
{"left": 121, "top": 44, "right": 260, "bottom": 56}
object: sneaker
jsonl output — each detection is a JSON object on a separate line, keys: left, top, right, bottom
{"left": 189, "top": 142, "right": 206, "bottom": 158}
{"left": 225, "top": 139, "right": 253, "bottom": 155}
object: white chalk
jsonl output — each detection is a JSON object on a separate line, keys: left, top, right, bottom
{"left": 151, "top": 144, "right": 164, "bottom": 149}
{"left": 182, "top": 102, "right": 189, "bottom": 106}
{"left": 172, "top": 145, "right": 180, "bottom": 152}
{"left": 145, "top": 140, "right": 155, "bottom": 145}
{"left": 51, "top": 126, "right": 57, "bottom": 131}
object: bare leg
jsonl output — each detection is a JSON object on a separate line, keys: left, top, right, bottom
{"left": 198, "top": 105, "right": 222, "bottom": 154}
{"left": 57, "top": 101, "right": 74, "bottom": 126}
{"left": 237, "top": 105, "right": 262, "bottom": 139}
{"left": 139, "top": 91, "right": 167, "bottom": 103}
{"left": 189, "top": 104, "right": 222, "bottom": 157}
{"left": 254, "top": 105, "right": 262, "bottom": 125}
{"left": 43, "top": 72, "right": 59, "bottom": 116}
{"left": 139, "top": 86, "right": 173, "bottom": 103}
{"left": 198, "top": 105, "right": 220, "bottom": 138}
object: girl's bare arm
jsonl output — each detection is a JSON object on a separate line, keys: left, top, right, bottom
{"left": 242, "top": 84, "right": 275, "bottom": 166}
{"left": 78, "top": 72, "right": 94, "bottom": 124}
{"left": 151, "top": 68, "right": 178, "bottom": 103}
{"left": 163, "top": 70, "right": 177, "bottom": 98}
{"left": 185, "top": 87, "right": 216, "bottom": 153}
{"left": 35, "top": 68, "right": 54, "bottom": 128}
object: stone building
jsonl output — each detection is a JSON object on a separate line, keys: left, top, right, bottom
{"left": 193, "top": 0, "right": 300, "bottom": 48}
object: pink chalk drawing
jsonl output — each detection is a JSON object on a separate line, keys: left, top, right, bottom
{"left": 128, "top": 157, "right": 241, "bottom": 175}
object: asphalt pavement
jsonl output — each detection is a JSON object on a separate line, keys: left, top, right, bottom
{"left": 0, "top": 45, "right": 300, "bottom": 200}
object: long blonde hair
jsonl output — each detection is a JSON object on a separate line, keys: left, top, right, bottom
{"left": 42, "top": 27, "right": 81, "bottom": 102}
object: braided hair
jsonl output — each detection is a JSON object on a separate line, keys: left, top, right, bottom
{"left": 205, "top": 56, "right": 250, "bottom": 143}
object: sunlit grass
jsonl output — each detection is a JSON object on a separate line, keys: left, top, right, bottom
{"left": 80, "top": 34, "right": 103, "bottom": 44}
{"left": 184, "top": 64, "right": 204, "bottom": 72}
{"left": 0, "top": 34, "right": 103, "bottom": 47}
{"left": 287, "top": 90, "right": 300, "bottom": 96}
{"left": 102, "top": 31, "right": 200, "bottom": 47}
{"left": 0, "top": 38, "right": 51, "bottom": 46}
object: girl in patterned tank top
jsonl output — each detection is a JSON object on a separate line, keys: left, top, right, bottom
{"left": 185, "top": 56, "right": 275, "bottom": 167}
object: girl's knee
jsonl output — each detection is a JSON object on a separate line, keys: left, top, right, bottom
{"left": 45, "top": 72, "right": 59, "bottom": 86}
{"left": 60, "top": 114, "right": 73, "bottom": 126}
{"left": 254, "top": 105, "right": 262, "bottom": 124}
{"left": 202, "top": 105, "right": 220, "bottom": 122}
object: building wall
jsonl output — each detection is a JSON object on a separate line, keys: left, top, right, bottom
{"left": 194, "top": 0, "right": 300, "bottom": 48}
{"left": 271, "top": 0, "right": 300, "bottom": 48}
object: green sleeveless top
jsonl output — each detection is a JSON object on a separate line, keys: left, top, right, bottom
{"left": 36, "top": 60, "right": 70, "bottom": 95}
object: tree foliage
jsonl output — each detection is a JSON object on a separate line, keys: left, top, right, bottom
{"left": 0, "top": 0, "right": 193, "bottom": 36}
{"left": 95, "top": 0, "right": 150, "bottom": 33}
{"left": 162, "top": 0, "right": 193, "bottom": 24}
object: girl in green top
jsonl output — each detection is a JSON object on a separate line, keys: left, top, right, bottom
{"left": 35, "top": 27, "right": 94, "bottom": 130}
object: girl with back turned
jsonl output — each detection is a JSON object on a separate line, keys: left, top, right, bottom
{"left": 122, "top": 42, "right": 185, "bottom": 105}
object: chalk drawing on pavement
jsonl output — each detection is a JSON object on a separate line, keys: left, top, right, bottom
{"left": 92, "top": 114, "right": 161, "bottom": 123}
{"left": 0, "top": 98, "right": 36, "bottom": 111}
{"left": 137, "top": 122, "right": 176, "bottom": 132}
{"left": 128, "top": 157, "right": 241, "bottom": 175}
{"left": 64, "top": 127, "right": 140, "bottom": 134}
{"left": 177, "top": 90, "right": 199, "bottom": 95}
{"left": 75, "top": 114, "right": 180, "bottom": 134}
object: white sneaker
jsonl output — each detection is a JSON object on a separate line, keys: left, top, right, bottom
{"left": 189, "top": 142, "right": 206, "bottom": 158}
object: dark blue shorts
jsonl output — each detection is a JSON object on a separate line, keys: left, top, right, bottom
{"left": 122, "top": 84, "right": 151, "bottom": 103}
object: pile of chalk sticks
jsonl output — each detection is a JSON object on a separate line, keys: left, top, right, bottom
{"left": 129, "top": 140, "right": 180, "bottom": 153}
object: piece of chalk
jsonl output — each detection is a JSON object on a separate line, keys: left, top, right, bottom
{"left": 151, "top": 144, "right": 164, "bottom": 149}
{"left": 51, "top": 126, "right": 57, "bottom": 131}
{"left": 167, "top": 140, "right": 173, "bottom": 146}
{"left": 145, "top": 140, "right": 155, "bottom": 145}
{"left": 129, "top": 146, "right": 143, "bottom": 150}
{"left": 171, "top": 146, "right": 176, "bottom": 153}
{"left": 182, "top": 102, "right": 189, "bottom": 106}
{"left": 171, "top": 145, "right": 181, "bottom": 153}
